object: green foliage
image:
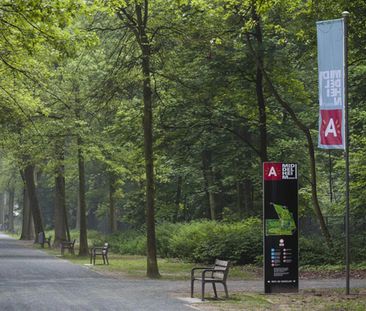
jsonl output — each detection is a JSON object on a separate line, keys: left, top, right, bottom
{"left": 299, "top": 236, "right": 342, "bottom": 266}
{"left": 170, "top": 219, "right": 262, "bottom": 263}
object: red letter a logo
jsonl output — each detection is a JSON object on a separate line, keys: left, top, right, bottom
{"left": 263, "top": 163, "right": 282, "bottom": 181}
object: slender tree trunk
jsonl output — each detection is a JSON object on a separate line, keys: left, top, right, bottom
{"left": 173, "top": 176, "right": 182, "bottom": 223}
{"left": 243, "top": 179, "right": 253, "bottom": 214}
{"left": 0, "top": 193, "right": 4, "bottom": 229}
{"left": 141, "top": 31, "right": 160, "bottom": 279}
{"left": 8, "top": 188, "right": 14, "bottom": 232}
{"left": 118, "top": 1, "right": 160, "bottom": 278}
{"left": 64, "top": 203, "right": 71, "bottom": 242}
{"left": 53, "top": 144, "right": 67, "bottom": 247}
{"left": 77, "top": 135, "right": 89, "bottom": 256}
{"left": 109, "top": 173, "right": 117, "bottom": 233}
{"left": 76, "top": 194, "right": 80, "bottom": 230}
{"left": 252, "top": 7, "right": 268, "bottom": 162}
{"left": 202, "top": 150, "right": 217, "bottom": 220}
{"left": 20, "top": 175, "right": 34, "bottom": 240}
{"left": 24, "top": 164, "right": 44, "bottom": 241}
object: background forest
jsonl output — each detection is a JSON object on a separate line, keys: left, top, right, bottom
{"left": 0, "top": 0, "right": 365, "bottom": 276}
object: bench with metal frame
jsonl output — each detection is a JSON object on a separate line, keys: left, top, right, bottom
{"left": 38, "top": 232, "right": 52, "bottom": 248}
{"left": 191, "top": 259, "right": 230, "bottom": 301}
{"left": 90, "top": 242, "right": 109, "bottom": 265}
{"left": 61, "top": 239, "right": 76, "bottom": 255}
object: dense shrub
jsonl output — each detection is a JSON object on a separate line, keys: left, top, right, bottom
{"left": 299, "top": 236, "right": 343, "bottom": 265}
{"left": 169, "top": 218, "right": 262, "bottom": 264}
{"left": 82, "top": 220, "right": 366, "bottom": 266}
{"left": 89, "top": 219, "right": 262, "bottom": 264}
{"left": 156, "top": 222, "right": 182, "bottom": 258}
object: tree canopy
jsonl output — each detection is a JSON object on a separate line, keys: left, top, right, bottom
{"left": 0, "top": 0, "right": 364, "bottom": 277}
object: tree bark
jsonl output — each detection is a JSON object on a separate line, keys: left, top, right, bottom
{"left": 202, "top": 150, "right": 217, "bottom": 220}
{"left": 251, "top": 7, "right": 268, "bottom": 162}
{"left": 118, "top": 1, "right": 160, "bottom": 278}
{"left": 173, "top": 176, "right": 182, "bottom": 223}
{"left": 8, "top": 188, "right": 15, "bottom": 232}
{"left": 54, "top": 144, "right": 67, "bottom": 247}
{"left": 243, "top": 179, "right": 253, "bottom": 214}
{"left": 24, "top": 164, "right": 44, "bottom": 241}
{"left": 77, "top": 135, "right": 89, "bottom": 256}
{"left": 109, "top": 173, "right": 117, "bottom": 233}
{"left": 20, "top": 174, "right": 35, "bottom": 240}
{"left": 0, "top": 193, "right": 4, "bottom": 229}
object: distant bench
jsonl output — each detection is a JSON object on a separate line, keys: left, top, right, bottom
{"left": 38, "top": 232, "right": 51, "bottom": 248}
{"left": 61, "top": 239, "right": 76, "bottom": 255}
{"left": 90, "top": 243, "right": 109, "bottom": 265}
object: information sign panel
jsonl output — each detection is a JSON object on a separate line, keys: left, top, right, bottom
{"left": 263, "top": 162, "right": 298, "bottom": 293}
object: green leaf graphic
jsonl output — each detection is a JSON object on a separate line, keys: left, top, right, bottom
{"left": 266, "top": 203, "right": 296, "bottom": 236}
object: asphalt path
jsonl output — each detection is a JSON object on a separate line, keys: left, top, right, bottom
{"left": 0, "top": 233, "right": 192, "bottom": 311}
{"left": 0, "top": 233, "right": 365, "bottom": 311}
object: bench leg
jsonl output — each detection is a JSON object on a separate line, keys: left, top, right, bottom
{"left": 223, "top": 282, "right": 229, "bottom": 298}
{"left": 201, "top": 281, "right": 205, "bottom": 301}
{"left": 191, "top": 279, "right": 194, "bottom": 298}
{"left": 212, "top": 283, "right": 218, "bottom": 298}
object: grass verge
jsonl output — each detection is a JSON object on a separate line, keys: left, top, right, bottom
{"left": 196, "top": 289, "right": 366, "bottom": 311}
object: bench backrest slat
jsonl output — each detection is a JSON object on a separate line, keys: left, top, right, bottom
{"left": 212, "top": 259, "right": 229, "bottom": 280}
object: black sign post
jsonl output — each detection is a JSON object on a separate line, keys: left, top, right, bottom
{"left": 263, "top": 162, "right": 298, "bottom": 293}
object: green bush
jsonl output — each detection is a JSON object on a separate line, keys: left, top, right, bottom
{"left": 170, "top": 218, "right": 262, "bottom": 264}
{"left": 92, "top": 218, "right": 262, "bottom": 264}
{"left": 156, "top": 222, "right": 182, "bottom": 258}
{"left": 299, "top": 236, "right": 343, "bottom": 265}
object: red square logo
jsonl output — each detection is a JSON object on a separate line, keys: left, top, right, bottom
{"left": 263, "top": 163, "right": 282, "bottom": 181}
{"left": 319, "top": 109, "right": 343, "bottom": 146}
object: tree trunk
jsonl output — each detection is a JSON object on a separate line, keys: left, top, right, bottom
{"left": 173, "top": 176, "right": 182, "bottom": 223}
{"left": 243, "top": 179, "right": 254, "bottom": 214}
{"left": 53, "top": 144, "right": 67, "bottom": 247}
{"left": 252, "top": 7, "right": 268, "bottom": 162}
{"left": 202, "top": 150, "right": 217, "bottom": 220}
{"left": 118, "top": 1, "right": 160, "bottom": 278}
{"left": 0, "top": 193, "right": 4, "bottom": 229}
{"left": 8, "top": 188, "right": 15, "bottom": 232}
{"left": 76, "top": 194, "right": 80, "bottom": 230}
{"left": 77, "top": 135, "right": 89, "bottom": 256}
{"left": 24, "top": 164, "right": 44, "bottom": 241}
{"left": 20, "top": 174, "right": 35, "bottom": 240}
{"left": 109, "top": 173, "right": 117, "bottom": 233}
{"left": 141, "top": 29, "right": 160, "bottom": 279}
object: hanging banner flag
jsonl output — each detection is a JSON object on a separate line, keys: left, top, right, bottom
{"left": 317, "top": 19, "right": 345, "bottom": 149}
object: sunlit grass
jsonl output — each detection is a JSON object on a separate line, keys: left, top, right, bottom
{"left": 39, "top": 242, "right": 260, "bottom": 280}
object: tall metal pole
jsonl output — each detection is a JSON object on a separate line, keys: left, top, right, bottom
{"left": 342, "top": 10, "right": 350, "bottom": 295}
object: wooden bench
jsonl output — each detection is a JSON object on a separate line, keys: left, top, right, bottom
{"left": 90, "top": 243, "right": 109, "bottom": 265}
{"left": 61, "top": 239, "right": 76, "bottom": 255}
{"left": 191, "top": 259, "right": 230, "bottom": 301}
{"left": 38, "top": 232, "right": 51, "bottom": 248}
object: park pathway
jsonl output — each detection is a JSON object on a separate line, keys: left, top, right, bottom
{"left": 1, "top": 233, "right": 365, "bottom": 311}
{"left": 0, "top": 233, "right": 192, "bottom": 311}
